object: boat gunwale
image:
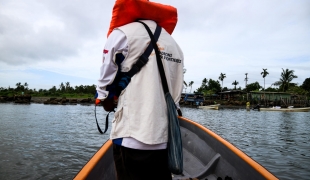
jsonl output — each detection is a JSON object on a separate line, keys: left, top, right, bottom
{"left": 179, "top": 116, "right": 278, "bottom": 180}
{"left": 74, "top": 139, "right": 113, "bottom": 180}
{"left": 74, "top": 117, "right": 278, "bottom": 180}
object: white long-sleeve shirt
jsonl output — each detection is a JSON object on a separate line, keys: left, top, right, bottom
{"left": 97, "top": 29, "right": 167, "bottom": 150}
{"left": 96, "top": 30, "right": 128, "bottom": 100}
{"left": 97, "top": 20, "right": 184, "bottom": 150}
{"left": 97, "top": 29, "right": 181, "bottom": 110}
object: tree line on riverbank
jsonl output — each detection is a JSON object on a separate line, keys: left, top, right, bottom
{"left": 0, "top": 82, "right": 96, "bottom": 98}
{"left": 1, "top": 68, "right": 310, "bottom": 99}
{"left": 184, "top": 68, "right": 310, "bottom": 97}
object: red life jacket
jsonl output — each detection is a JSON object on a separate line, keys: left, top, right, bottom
{"left": 107, "top": 0, "right": 178, "bottom": 37}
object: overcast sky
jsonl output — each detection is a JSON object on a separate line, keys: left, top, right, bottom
{"left": 1, "top": 0, "right": 309, "bottom": 92}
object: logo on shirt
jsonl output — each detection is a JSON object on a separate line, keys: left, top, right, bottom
{"left": 103, "top": 49, "right": 109, "bottom": 54}
{"left": 160, "top": 51, "right": 182, "bottom": 63}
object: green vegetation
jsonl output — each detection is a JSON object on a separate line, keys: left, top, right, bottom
{"left": 273, "top": 68, "right": 298, "bottom": 92}
{"left": 0, "top": 82, "right": 96, "bottom": 99}
{"left": 301, "top": 78, "right": 310, "bottom": 92}
{"left": 195, "top": 78, "right": 221, "bottom": 96}
{"left": 2, "top": 69, "right": 309, "bottom": 99}
{"left": 245, "top": 82, "right": 262, "bottom": 92}
{"left": 192, "top": 68, "right": 309, "bottom": 97}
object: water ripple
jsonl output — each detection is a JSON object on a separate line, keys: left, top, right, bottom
{"left": 0, "top": 104, "right": 309, "bottom": 180}
{"left": 183, "top": 107, "right": 310, "bottom": 180}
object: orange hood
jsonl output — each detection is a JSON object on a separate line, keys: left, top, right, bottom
{"left": 107, "top": 0, "right": 178, "bottom": 37}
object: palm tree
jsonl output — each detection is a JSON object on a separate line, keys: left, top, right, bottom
{"left": 183, "top": 68, "right": 187, "bottom": 87}
{"left": 183, "top": 81, "right": 188, "bottom": 92}
{"left": 232, "top": 80, "right": 239, "bottom": 90}
{"left": 218, "top": 73, "right": 226, "bottom": 92}
{"left": 261, "top": 69, "right": 269, "bottom": 91}
{"left": 24, "top": 82, "right": 28, "bottom": 90}
{"left": 65, "top": 82, "right": 70, "bottom": 92}
{"left": 16, "top": 82, "right": 21, "bottom": 88}
{"left": 188, "top": 81, "right": 194, "bottom": 93}
{"left": 15, "top": 82, "right": 21, "bottom": 91}
{"left": 202, "top": 78, "right": 208, "bottom": 89}
{"left": 59, "top": 82, "right": 65, "bottom": 92}
{"left": 49, "top": 86, "right": 57, "bottom": 93}
{"left": 274, "top": 68, "right": 298, "bottom": 92}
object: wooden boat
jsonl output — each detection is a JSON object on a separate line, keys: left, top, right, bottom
{"left": 74, "top": 116, "right": 278, "bottom": 180}
{"left": 198, "top": 104, "right": 220, "bottom": 110}
{"left": 260, "top": 107, "right": 310, "bottom": 112}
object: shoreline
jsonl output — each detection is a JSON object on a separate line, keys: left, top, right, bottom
{"left": 2, "top": 96, "right": 308, "bottom": 109}
{"left": 0, "top": 96, "right": 95, "bottom": 105}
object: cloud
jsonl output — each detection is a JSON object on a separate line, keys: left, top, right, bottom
{"left": 0, "top": 0, "right": 309, "bottom": 91}
{"left": 170, "top": 0, "right": 310, "bottom": 90}
{"left": 0, "top": 0, "right": 111, "bottom": 65}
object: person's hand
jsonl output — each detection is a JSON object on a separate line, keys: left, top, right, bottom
{"left": 102, "top": 98, "right": 115, "bottom": 112}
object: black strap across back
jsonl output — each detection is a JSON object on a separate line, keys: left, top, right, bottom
{"left": 95, "top": 21, "right": 162, "bottom": 134}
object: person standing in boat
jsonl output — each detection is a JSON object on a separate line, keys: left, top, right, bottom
{"left": 96, "top": 0, "right": 184, "bottom": 179}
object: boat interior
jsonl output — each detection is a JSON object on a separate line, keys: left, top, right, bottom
{"left": 75, "top": 117, "right": 278, "bottom": 180}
